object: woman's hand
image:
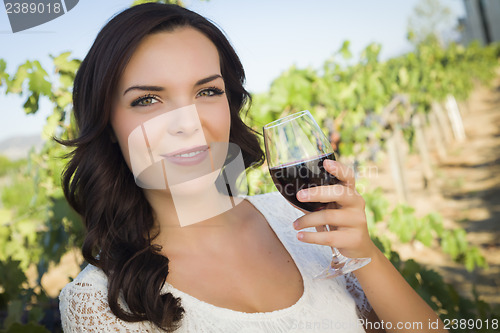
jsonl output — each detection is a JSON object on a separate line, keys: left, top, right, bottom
{"left": 292, "top": 159, "right": 447, "bottom": 332}
{"left": 292, "top": 159, "right": 377, "bottom": 259}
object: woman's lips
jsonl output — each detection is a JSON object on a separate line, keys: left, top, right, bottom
{"left": 161, "top": 145, "right": 209, "bottom": 166}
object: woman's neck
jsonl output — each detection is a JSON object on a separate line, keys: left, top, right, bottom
{"left": 144, "top": 184, "right": 248, "bottom": 255}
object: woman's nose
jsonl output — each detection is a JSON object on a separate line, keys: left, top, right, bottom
{"left": 166, "top": 105, "right": 202, "bottom": 136}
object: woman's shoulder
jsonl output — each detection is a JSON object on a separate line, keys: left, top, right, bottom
{"left": 59, "top": 264, "right": 109, "bottom": 318}
{"left": 60, "top": 263, "right": 108, "bottom": 295}
{"left": 59, "top": 264, "right": 150, "bottom": 332}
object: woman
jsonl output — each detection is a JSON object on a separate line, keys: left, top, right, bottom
{"left": 59, "top": 3, "right": 445, "bottom": 332}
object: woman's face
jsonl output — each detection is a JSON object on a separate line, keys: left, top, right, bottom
{"left": 111, "top": 27, "right": 231, "bottom": 189}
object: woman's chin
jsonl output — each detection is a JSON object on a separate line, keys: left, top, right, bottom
{"left": 168, "top": 169, "right": 221, "bottom": 197}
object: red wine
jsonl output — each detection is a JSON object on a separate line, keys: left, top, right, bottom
{"left": 269, "top": 153, "right": 339, "bottom": 212}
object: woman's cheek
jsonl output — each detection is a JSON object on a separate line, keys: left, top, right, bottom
{"left": 212, "top": 99, "right": 231, "bottom": 140}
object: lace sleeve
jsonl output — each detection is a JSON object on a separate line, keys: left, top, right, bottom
{"left": 345, "top": 272, "right": 372, "bottom": 319}
{"left": 59, "top": 281, "right": 152, "bottom": 332}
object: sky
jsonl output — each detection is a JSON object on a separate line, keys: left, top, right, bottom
{"left": 0, "top": 0, "right": 466, "bottom": 142}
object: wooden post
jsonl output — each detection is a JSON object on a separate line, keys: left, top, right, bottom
{"left": 445, "top": 95, "right": 466, "bottom": 142}
{"left": 432, "top": 101, "right": 454, "bottom": 144}
{"left": 387, "top": 126, "right": 410, "bottom": 203}
{"left": 413, "top": 113, "right": 434, "bottom": 189}
{"left": 428, "top": 111, "right": 447, "bottom": 161}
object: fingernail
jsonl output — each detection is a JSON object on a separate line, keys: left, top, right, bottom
{"left": 293, "top": 221, "right": 298, "bottom": 229}
{"left": 297, "top": 190, "right": 306, "bottom": 200}
{"left": 297, "top": 232, "right": 304, "bottom": 240}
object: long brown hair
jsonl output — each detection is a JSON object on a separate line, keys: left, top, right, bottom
{"left": 61, "top": 3, "right": 264, "bottom": 331}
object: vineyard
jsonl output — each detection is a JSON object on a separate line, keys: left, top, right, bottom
{"left": 1, "top": 5, "right": 500, "bottom": 333}
{"left": 242, "top": 37, "right": 500, "bottom": 330}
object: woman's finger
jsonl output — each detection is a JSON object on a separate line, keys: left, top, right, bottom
{"left": 296, "top": 228, "right": 358, "bottom": 248}
{"left": 296, "top": 184, "right": 364, "bottom": 208}
{"left": 323, "top": 159, "right": 356, "bottom": 189}
{"left": 297, "top": 228, "right": 371, "bottom": 258}
{"left": 293, "top": 207, "right": 366, "bottom": 230}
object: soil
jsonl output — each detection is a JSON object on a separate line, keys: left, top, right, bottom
{"left": 41, "top": 76, "right": 500, "bottom": 309}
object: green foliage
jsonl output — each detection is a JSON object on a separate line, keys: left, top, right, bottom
{"left": 0, "top": 258, "right": 50, "bottom": 331}
{"left": 248, "top": 36, "right": 499, "bottom": 325}
{"left": 386, "top": 204, "right": 487, "bottom": 270}
{"left": 371, "top": 235, "right": 500, "bottom": 330}
{"left": 0, "top": 60, "right": 9, "bottom": 88}
{"left": 6, "top": 61, "right": 52, "bottom": 114}
{"left": 363, "top": 186, "right": 488, "bottom": 272}
{"left": 0, "top": 156, "right": 25, "bottom": 178}
{"left": 250, "top": 38, "right": 499, "bottom": 166}
{"left": 0, "top": 52, "right": 82, "bottom": 330}
{"left": 0, "top": 259, "right": 27, "bottom": 310}
{"left": 364, "top": 186, "right": 495, "bottom": 325}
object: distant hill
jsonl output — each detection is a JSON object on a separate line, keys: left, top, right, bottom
{"left": 0, "top": 134, "right": 45, "bottom": 160}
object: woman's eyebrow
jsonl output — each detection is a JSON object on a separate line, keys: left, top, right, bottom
{"left": 195, "top": 74, "right": 222, "bottom": 86}
{"left": 123, "top": 85, "right": 163, "bottom": 96}
{"left": 122, "top": 75, "right": 222, "bottom": 96}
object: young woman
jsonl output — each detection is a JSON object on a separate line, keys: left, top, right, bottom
{"left": 59, "top": 3, "right": 446, "bottom": 332}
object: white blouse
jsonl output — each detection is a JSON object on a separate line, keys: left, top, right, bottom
{"left": 59, "top": 191, "right": 371, "bottom": 332}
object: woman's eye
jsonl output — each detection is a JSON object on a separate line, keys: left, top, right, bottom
{"left": 197, "top": 87, "right": 225, "bottom": 98}
{"left": 131, "top": 94, "right": 161, "bottom": 107}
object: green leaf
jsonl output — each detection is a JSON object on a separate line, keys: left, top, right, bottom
{"left": 58, "top": 74, "right": 74, "bottom": 90}
{"left": 0, "top": 209, "right": 12, "bottom": 224}
{"left": 425, "top": 212, "right": 444, "bottom": 236}
{"left": 3, "top": 300, "right": 23, "bottom": 328}
{"left": 41, "top": 111, "right": 61, "bottom": 140}
{"left": 51, "top": 197, "right": 81, "bottom": 233}
{"left": 338, "top": 40, "right": 352, "bottom": 60}
{"left": 416, "top": 222, "right": 433, "bottom": 247}
{"left": 52, "top": 52, "right": 80, "bottom": 75}
{"left": 28, "top": 61, "right": 52, "bottom": 96}
{"left": 389, "top": 204, "right": 417, "bottom": 243}
{"left": 22, "top": 92, "right": 40, "bottom": 114}
{"left": 441, "top": 230, "right": 459, "bottom": 259}
{"left": 26, "top": 305, "right": 45, "bottom": 325}
{"left": 401, "top": 259, "right": 421, "bottom": 289}
{"left": 398, "top": 67, "right": 409, "bottom": 87}
{"left": 464, "top": 247, "right": 487, "bottom": 271}
{"left": 7, "top": 62, "right": 30, "bottom": 94}
{"left": 0, "top": 259, "right": 27, "bottom": 307}
{"left": 0, "top": 59, "right": 6, "bottom": 73}
{"left": 453, "top": 228, "right": 468, "bottom": 254}
{"left": 0, "top": 59, "right": 9, "bottom": 86}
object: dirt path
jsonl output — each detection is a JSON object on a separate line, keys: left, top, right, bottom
{"left": 437, "top": 78, "right": 500, "bottom": 307}
{"left": 367, "top": 76, "right": 500, "bottom": 307}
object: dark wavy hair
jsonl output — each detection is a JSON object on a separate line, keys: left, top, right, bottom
{"left": 60, "top": 3, "right": 264, "bottom": 331}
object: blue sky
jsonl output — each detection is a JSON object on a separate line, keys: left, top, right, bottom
{"left": 0, "top": 0, "right": 465, "bottom": 141}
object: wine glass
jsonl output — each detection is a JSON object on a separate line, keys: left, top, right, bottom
{"left": 263, "top": 110, "right": 371, "bottom": 278}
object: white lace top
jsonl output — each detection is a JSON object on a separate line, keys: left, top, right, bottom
{"left": 59, "top": 192, "right": 371, "bottom": 332}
